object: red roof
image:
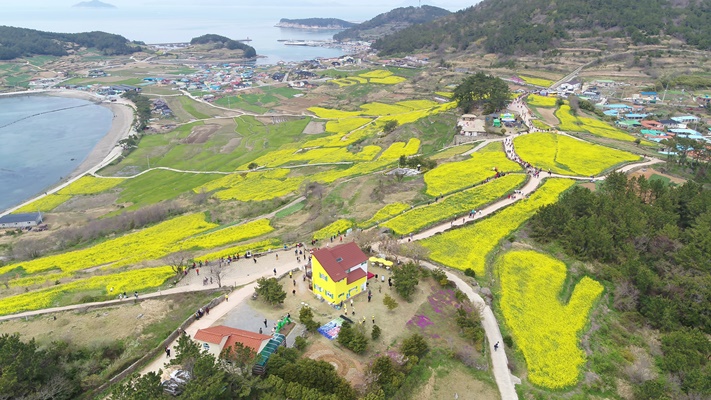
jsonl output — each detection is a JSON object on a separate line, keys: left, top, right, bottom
{"left": 312, "top": 242, "right": 368, "bottom": 283}
{"left": 194, "top": 325, "right": 271, "bottom": 353}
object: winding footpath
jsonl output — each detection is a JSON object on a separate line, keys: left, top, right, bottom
{"left": 0, "top": 88, "right": 667, "bottom": 399}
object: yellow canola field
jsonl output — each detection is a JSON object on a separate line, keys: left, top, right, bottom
{"left": 0, "top": 213, "right": 217, "bottom": 275}
{"left": 520, "top": 75, "right": 555, "bottom": 87}
{"left": 384, "top": 174, "right": 526, "bottom": 235}
{"left": 313, "top": 219, "right": 355, "bottom": 240}
{"left": 379, "top": 139, "right": 421, "bottom": 160}
{"left": 424, "top": 142, "right": 521, "bottom": 196}
{"left": 237, "top": 145, "right": 381, "bottom": 169}
{"left": 435, "top": 91, "right": 453, "bottom": 98}
{"left": 308, "top": 108, "right": 362, "bottom": 119}
{"left": 526, "top": 94, "right": 557, "bottom": 108}
{"left": 497, "top": 250, "right": 603, "bottom": 388}
{"left": 13, "top": 194, "right": 72, "bottom": 213}
{"left": 178, "top": 219, "right": 273, "bottom": 250}
{"left": 514, "top": 132, "right": 640, "bottom": 176}
{"left": 532, "top": 120, "right": 552, "bottom": 130}
{"left": 311, "top": 160, "right": 392, "bottom": 183}
{"left": 361, "top": 203, "right": 410, "bottom": 227}
{"left": 198, "top": 169, "right": 289, "bottom": 192}
{"left": 325, "top": 117, "right": 373, "bottom": 134}
{"left": 556, "top": 105, "right": 637, "bottom": 142}
{"left": 58, "top": 176, "right": 126, "bottom": 195}
{"left": 0, "top": 266, "right": 175, "bottom": 316}
{"left": 214, "top": 176, "right": 304, "bottom": 202}
{"left": 421, "top": 178, "right": 575, "bottom": 275}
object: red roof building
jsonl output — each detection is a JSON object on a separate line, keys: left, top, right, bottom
{"left": 194, "top": 326, "right": 272, "bottom": 358}
{"left": 311, "top": 242, "right": 369, "bottom": 304}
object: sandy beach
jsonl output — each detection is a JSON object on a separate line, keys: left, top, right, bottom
{"left": 0, "top": 89, "right": 135, "bottom": 216}
{"left": 44, "top": 90, "right": 136, "bottom": 180}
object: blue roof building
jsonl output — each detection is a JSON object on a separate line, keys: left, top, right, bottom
{"left": 0, "top": 212, "right": 43, "bottom": 229}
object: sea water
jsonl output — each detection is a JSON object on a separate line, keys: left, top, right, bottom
{"left": 0, "top": 96, "right": 113, "bottom": 212}
{"left": 0, "top": 3, "right": 397, "bottom": 65}
{"left": 0, "top": 2, "right": 425, "bottom": 211}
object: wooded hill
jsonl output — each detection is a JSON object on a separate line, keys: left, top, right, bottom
{"left": 277, "top": 18, "right": 355, "bottom": 28}
{"left": 333, "top": 5, "right": 450, "bottom": 41}
{"left": 372, "top": 0, "right": 711, "bottom": 56}
{"left": 189, "top": 34, "right": 257, "bottom": 58}
{"left": 0, "top": 26, "right": 140, "bottom": 60}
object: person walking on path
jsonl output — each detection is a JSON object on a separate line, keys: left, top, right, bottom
{"left": 253, "top": 258, "right": 257, "bottom": 264}
{"left": 273, "top": 268, "right": 277, "bottom": 276}
{"left": 264, "top": 318, "right": 268, "bottom": 328}
{"left": 372, "top": 315, "right": 375, "bottom": 324}
{"left": 494, "top": 341, "right": 500, "bottom": 351}
{"left": 276, "top": 254, "right": 278, "bottom": 260}
{"left": 165, "top": 346, "right": 170, "bottom": 358}
{"left": 225, "top": 294, "right": 229, "bottom": 302}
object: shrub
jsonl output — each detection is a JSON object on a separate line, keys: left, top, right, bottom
{"left": 401, "top": 333, "right": 429, "bottom": 358}
{"left": 299, "top": 306, "right": 321, "bottom": 332}
{"left": 383, "top": 294, "right": 399, "bottom": 311}
{"left": 294, "top": 336, "right": 308, "bottom": 351}
{"left": 464, "top": 268, "right": 476, "bottom": 278}
{"left": 503, "top": 335, "right": 514, "bottom": 348}
{"left": 372, "top": 324, "right": 381, "bottom": 340}
{"left": 337, "top": 322, "right": 368, "bottom": 354}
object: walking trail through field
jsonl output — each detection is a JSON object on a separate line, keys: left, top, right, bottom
{"left": 1, "top": 92, "right": 666, "bottom": 400}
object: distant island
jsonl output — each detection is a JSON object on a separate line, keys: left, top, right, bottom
{"left": 275, "top": 18, "right": 355, "bottom": 30}
{"left": 190, "top": 34, "right": 257, "bottom": 58}
{"left": 334, "top": 5, "right": 450, "bottom": 41}
{"left": 73, "top": 0, "right": 116, "bottom": 8}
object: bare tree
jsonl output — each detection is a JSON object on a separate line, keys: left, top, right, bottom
{"left": 353, "top": 229, "right": 380, "bottom": 249}
{"left": 209, "top": 266, "right": 227, "bottom": 288}
{"left": 400, "top": 242, "right": 428, "bottom": 266}
{"left": 379, "top": 237, "right": 401, "bottom": 258}
{"left": 166, "top": 251, "right": 190, "bottom": 275}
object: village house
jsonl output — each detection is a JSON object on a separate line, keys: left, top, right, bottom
{"left": 640, "top": 120, "right": 665, "bottom": 131}
{"left": 193, "top": 326, "right": 272, "bottom": 359}
{"left": 311, "top": 242, "right": 369, "bottom": 305}
{"left": 457, "top": 114, "right": 486, "bottom": 136}
{"left": 0, "top": 212, "right": 43, "bottom": 229}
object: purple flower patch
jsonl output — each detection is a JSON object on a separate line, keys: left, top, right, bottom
{"left": 414, "top": 314, "right": 434, "bottom": 328}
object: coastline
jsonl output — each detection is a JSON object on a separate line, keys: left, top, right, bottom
{"left": 0, "top": 89, "right": 135, "bottom": 216}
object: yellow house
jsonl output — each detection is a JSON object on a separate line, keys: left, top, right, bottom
{"left": 311, "top": 242, "right": 369, "bottom": 305}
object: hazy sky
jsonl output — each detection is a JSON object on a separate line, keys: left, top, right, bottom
{"left": 42, "top": 0, "right": 478, "bottom": 12}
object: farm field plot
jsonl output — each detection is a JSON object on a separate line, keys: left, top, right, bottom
{"left": 378, "top": 139, "right": 421, "bottom": 160}
{"left": 361, "top": 202, "right": 410, "bottom": 227}
{"left": 519, "top": 75, "right": 555, "bottom": 87}
{"left": 496, "top": 250, "right": 603, "bottom": 388}
{"left": 421, "top": 178, "right": 575, "bottom": 275}
{"left": 514, "top": 132, "right": 640, "bottom": 176}
{"left": 313, "top": 219, "right": 354, "bottom": 240}
{"left": 555, "top": 105, "right": 638, "bottom": 142}
{"left": 385, "top": 174, "right": 526, "bottom": 235}
{"left": 526, "top": 94, "right": 557, "bottom": 108}
{"left": 0, "top": 266, "right": 176, "bottom": 316}
{"left": 330, "top": 69, "right": 407, "bottom": 86}
{"left": 13, "top": 194, "right": 72, "bottom": 213}
{"left": 424, "top": 142, "right": 521, "bottom": 196}
{"left": 57, "top": 176, "right": 126, "bottom": 195}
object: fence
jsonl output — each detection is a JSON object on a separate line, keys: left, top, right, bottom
{"left": 93, "top": 291, "right": 227, "bottom": 396}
